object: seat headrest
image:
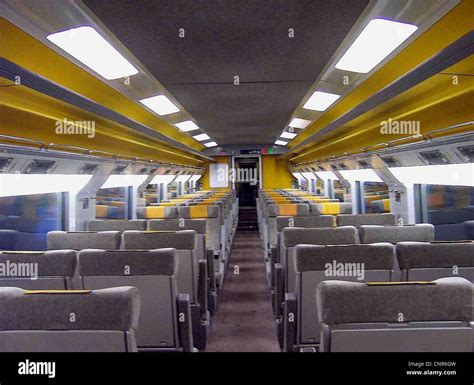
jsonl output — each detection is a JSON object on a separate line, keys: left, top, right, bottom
{"left": 359, "top": 224, "right": 434, "bottom": 244}
{"left": 310, "top": 202, "right": 352, "bottom": 215}
{"left": 0, "top": 250, "right": 77, "bottom": 277}
{"left": 178, "top": 205, "right": 219, "bottom": 219}
{"left": 122, "top": 230, "right": 197, "bottom": 250}
{"left": 47, "top": 231, "right": 121, "bottom": 251}
{"left": 397, "top": 241, "right": 474, "bottom": 269}
{"left": 79, "top": 248, "right": 177, "bottom": 276}
{"left": 267, "top": 204, "right": 309, "bottom": 217}
{"left": 0, "top": 286, "right": 140, "bottom": 331}
{"left": 276, "top": 215, "right": 335, "bottom": 231}
{"left": 281, "top": 226, "right": 358, "bottom": 247}
{"left": 295, "top": 243, "right": 395, "bottom": 272}
{"left": 317, "top": 277, "right": 472, "bottom": 324}
{"left": 336, "top": 213, "right": 397, "bottom": 228}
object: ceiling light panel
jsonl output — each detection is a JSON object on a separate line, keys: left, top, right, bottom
{"left": 139, "top": 95, "right": 180, "bottom": 116}
{"left": 289, "top": 118, "right": 311, "bottom": 129}
{"left": 275, "top": 140, "right": 288, "bottom": 146}
{"left": 303, "top": 91, "right": 341, "bottom": 111}
{"left": 193, "top": 133, "right": 211, "bottom": 141}
{"left": 47, "top": 26, "right": 138, "bottom": 80}
{"left": 281, "top": 132, "right": 297, "bottom": 139}
{"left": 335, "top": 18, "right": 418, "bottom": 73}
{"left": 175, "top": 120, "right": 200, "bottom": 132}
{"left": 203, "top": 141, "right": 218, "bottom": 147}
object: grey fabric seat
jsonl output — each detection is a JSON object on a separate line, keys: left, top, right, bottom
{"left": 282, "top": 243, "right": 395, "bottom": 351}
{"left": 318, "top": 278, "right": 472, "bottom": 352}
{"left": 87, "top": 219, "right": 147, "bottom": 232}
{"left": 47, "top": 231, "right": 121, "bottom": 250}
{"left": 148, "top": 218, "right": 218, "bottom": 315}
{"left": 122, "top": 230, "right": 209, "bottom": 350}
{"left": 359, "top": 224, "right": 434, "bottom": 244}
{"left": 336, "top": 213, "right": 397, "bottom": 228}
{"left": 397, "top": 241, "right": 474, "bottom": 281}
{"left": 0, "top": 286, "right": 140, "bottom": 352}
{"left": 266, "top": 215, "right": 335, "bottom": 289}
{"left": 274, "top": 226, "right": 358, "bottom": 343}
{"left": 78, "top": 249, "right": 194, "bottom": 351}
{"left": 265, "top": 203, "right": 310, "bottom": 256}
{"left": 178, "top": 205, "right": 225, "bottom": 286}
{"left": 0, "top": 250, "right": 77, "bottom": 290}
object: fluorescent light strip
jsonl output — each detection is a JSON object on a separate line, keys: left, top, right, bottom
{"left": 280, "top": 132, "right": 297, "bottom": 139}
{"left": 101, "top": 175, "right": 148, "bottom": 189}
{"left": 175, "top": 120, "right": 200, "bottom": 132}
{"left": 275, "top": 140, "right": 288, "bottom": 146}
{"left": 150, "top": 175, "right": 176, "bottom": 185}
{"left": 315, "top": 171, "right": 339, "bottom": 181}
{"left": 47, "top": 26, "right": 138, "bottom": 80}
{"left": 303, "top": 91, "right": 341, "bottom": 111}
{"left": 335, "top": 18, "right": 418, "bottom": 74}
{"left": 0, "top": 174, "right": 92, "bottom": 197}
{"left": 389, "top": 164, "right": 474, "bottom": 187}
{"left": 204, "top": 141, "right": 218, "bottom": 147}
{"left": 139, "top": 95, "right": 180, "bottom": 116}
{"left": 289, "top": 118, "right": 311, "bottom": 129}
{"left": 339, "top": 169, "right": 382, "bottom": 183}
{"left": 193, "top": 133, "right": 211, "bottom": 141}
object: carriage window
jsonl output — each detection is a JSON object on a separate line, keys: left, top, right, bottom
{"left": 363, "top": 182, "right": 390, "bottom": 213}
{"left": 140, "top": 184, "right": 159, "bottom": 206}
{"left": 425, "top": 185, "right": 474, "bottom": 240}
{"left": 333, "top": 180, "right": 351, "bottom": 202}
{"left": 0, "top": 193, "right": 64, "bottom": 250}
{"left": 96, "top": 187, "right": 127, "bottom": 219}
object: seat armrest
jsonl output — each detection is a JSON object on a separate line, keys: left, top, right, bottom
{"left": 274, "top": 263, "right": 284, "bottom": 317}
{"left": 206, "top": 248, "right": 217, "bottom": 292}
{"left": 198, "top": 259, "right": 209, "bottom": 317}
{"left": 270, "top": 246, "right": 278, "bottom": 288}
{"left": 177, "top": 293, "right": 194, "bottom": 352}
{"left": 283, "top": 293, "right": 297, "bottom": 352}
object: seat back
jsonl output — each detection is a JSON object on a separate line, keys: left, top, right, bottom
{"left": 359, "top": 224, "right": 434, "bottom": 244}
{"left": 267, "top": 204, "right": 310, "bottom": 247}
{"left": 294, "top": 243, "right": 394, "bottom": 346}
{"left": 122, "top": 230, "right": 198, "bottom": 303}
{"left": 79, "top": 249, "right": 182, "bottom": 350}
{"left": 0, "top": 286, "right": 140, "bottom": 352}
{"left": 178, "top": 205, "right": 220, "bottom": 256}
{"left": 0, "top": 250, "right": 77, "bottom": 290}
{"left": 318, "top": 278, "right": 472, "bottom": 352}
{"left": 397, "top": 241, "right": 474, "bottom": 281}
{"left": 47, "top": 231, "right": 121, "bottom": 250}
{"left": 149, "top": 219, "right": 207, "bottom": 260}
{"left": 280, "top": 226, "right": 358, "bottom": 293}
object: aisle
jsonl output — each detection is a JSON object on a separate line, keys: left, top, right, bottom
{"left": 206, "top": 231, "right": 279, "bottom": 352}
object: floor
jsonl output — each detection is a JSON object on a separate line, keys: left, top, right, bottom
{"left": 206, "top": 230, "right": 279, "bottom": 352}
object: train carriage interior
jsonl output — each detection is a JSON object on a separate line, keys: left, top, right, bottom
{"left": 0, "top": 0, "right": 473, "bottom": 373}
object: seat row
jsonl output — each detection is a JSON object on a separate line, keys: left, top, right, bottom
{"left": 259, "top": 190, "right": 473, "bottom": 352}
{"left": 277, "top": 239, "right": 474, "bottom": 352}
{"left": 0, "top": 228, "right": 212, "bottom": 351}
{"left": 135, "top": 190, "right": 238, "bottom": 285}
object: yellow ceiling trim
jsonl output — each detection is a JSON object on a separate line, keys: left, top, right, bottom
{"left": 0, "top": 17, "right": 204, "bottom": 154}
{"left": 0, "top": 85, "right": 204, "bottom": 165}
{"left": 288, "top": 0, "right": 474, "bottom": 161}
